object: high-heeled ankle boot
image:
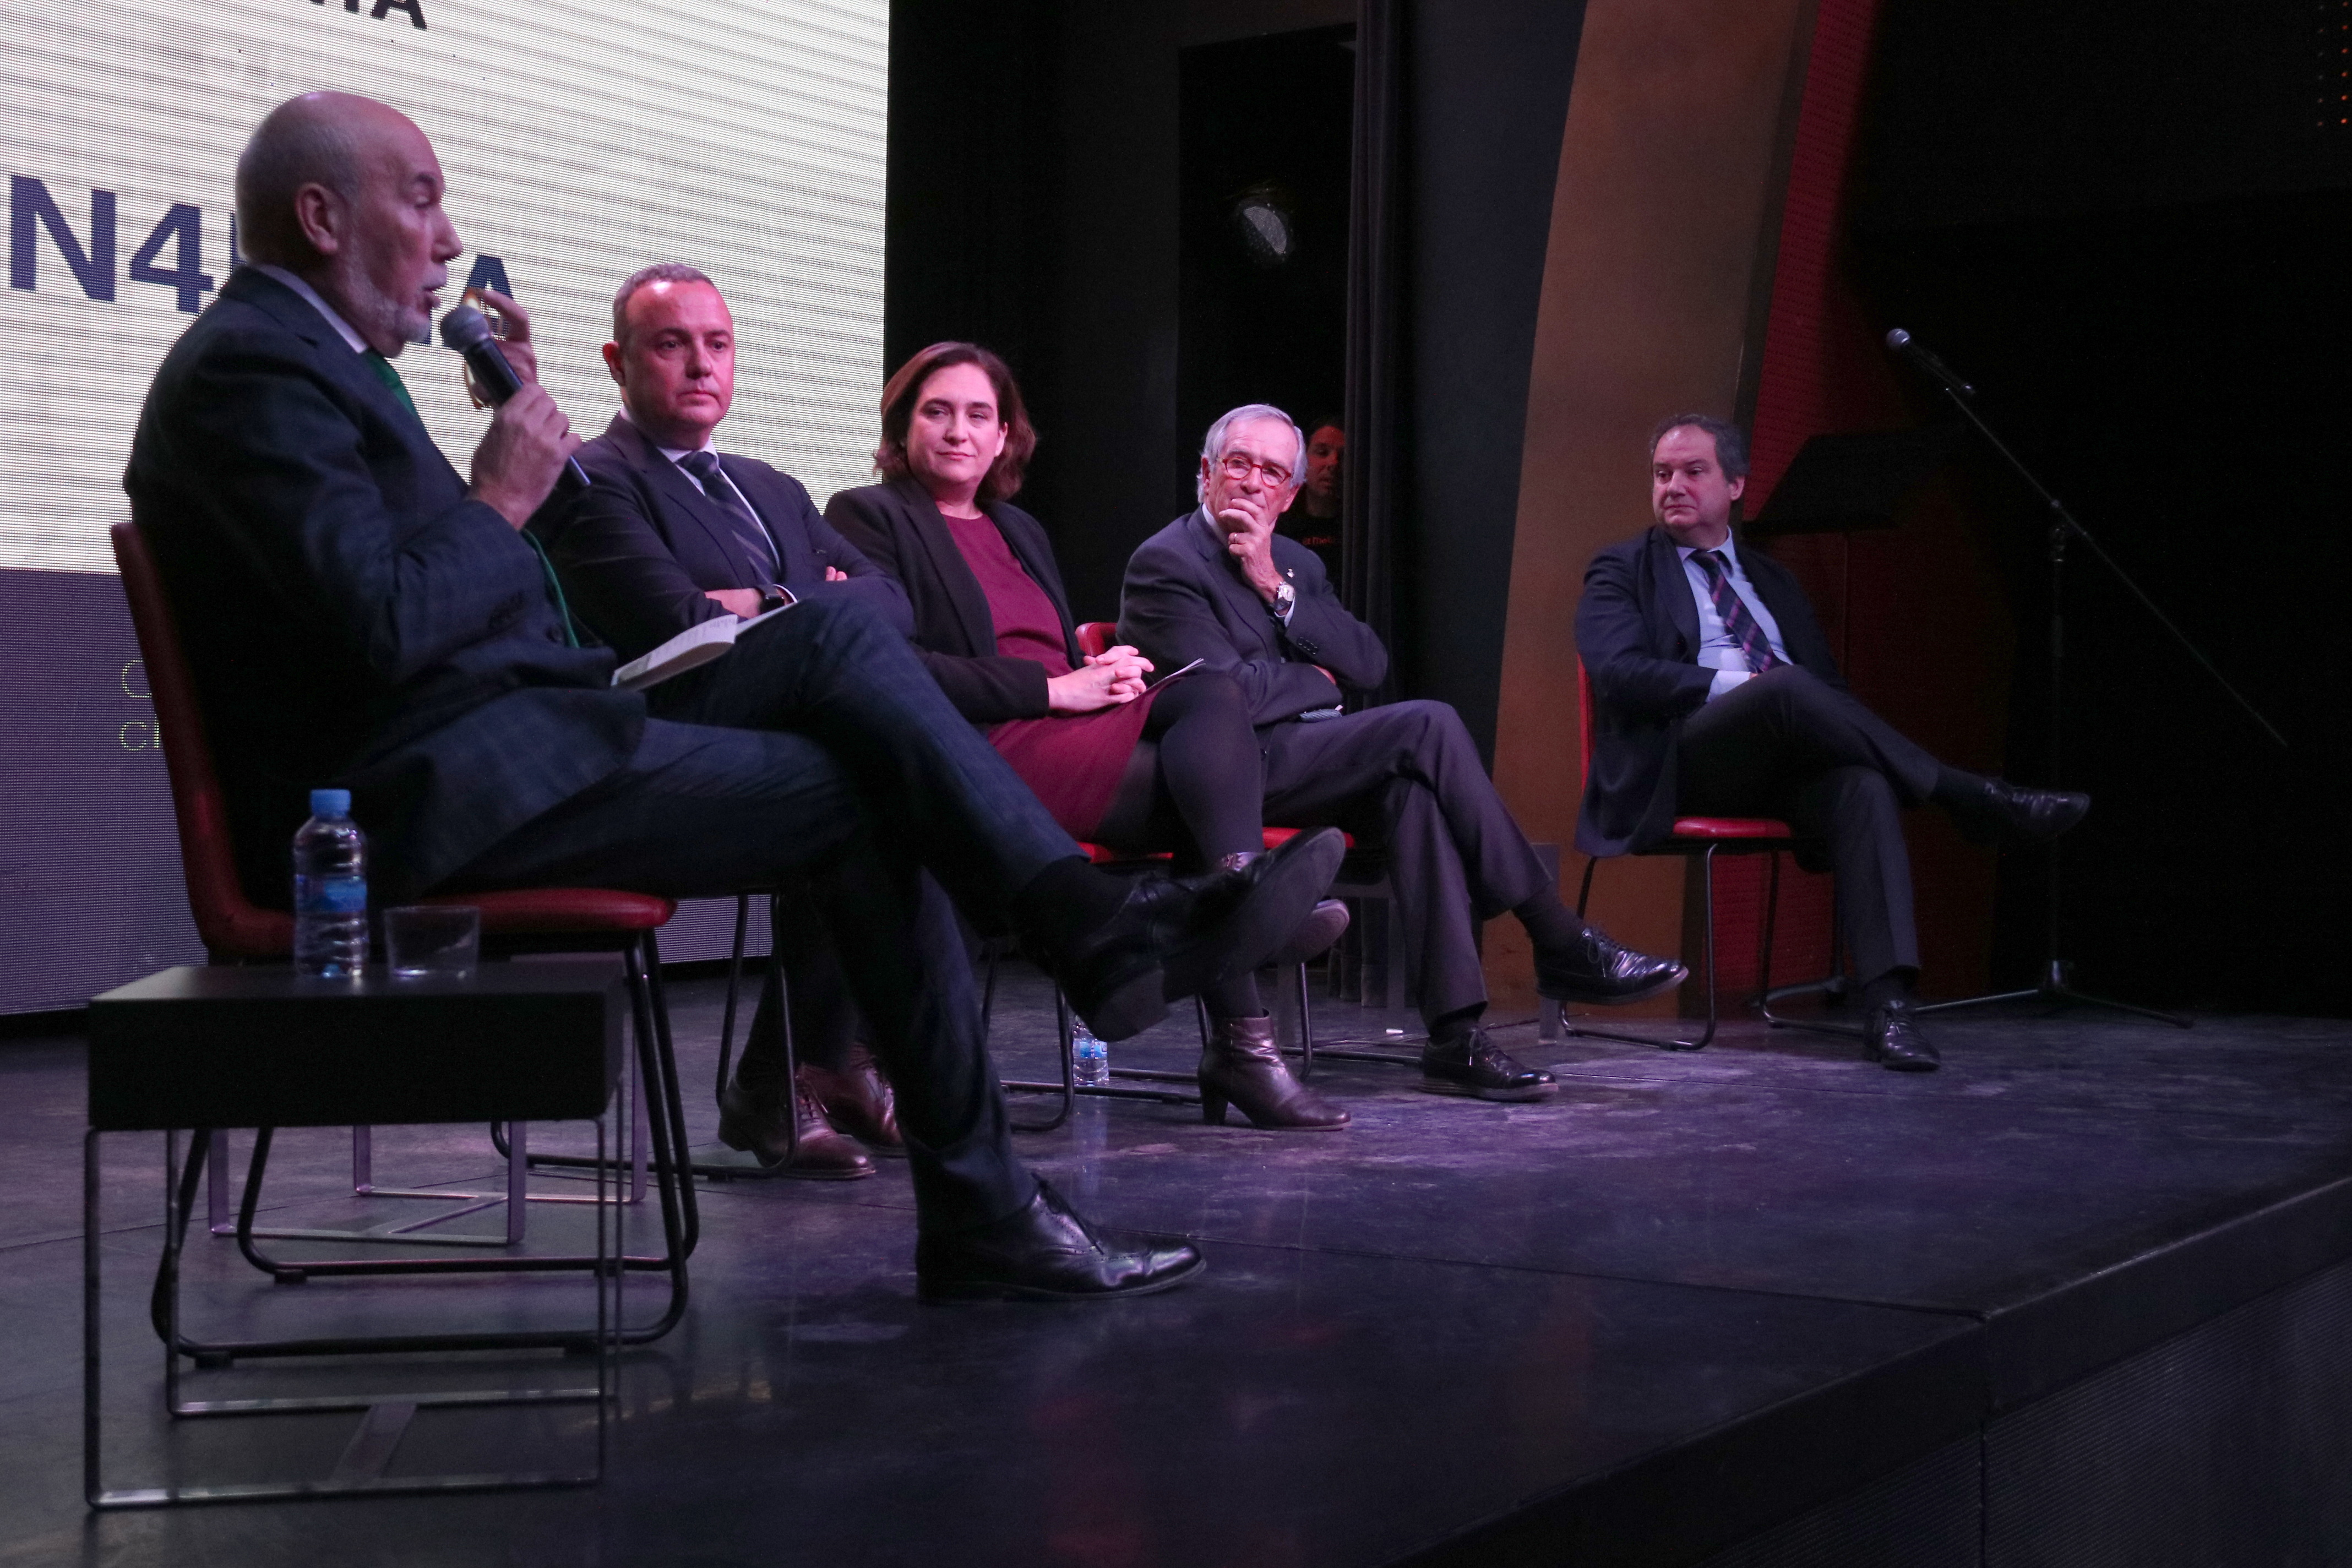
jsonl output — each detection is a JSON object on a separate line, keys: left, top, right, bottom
{"left": 1197, "top": 1015, "right": 1350, "bottom": 1130}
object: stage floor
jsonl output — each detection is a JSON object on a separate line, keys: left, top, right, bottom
{"left": 5, "top": 964, "right": 2350, "bottom": 1565}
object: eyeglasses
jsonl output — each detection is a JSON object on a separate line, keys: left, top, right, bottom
{"left": 1216, "top": 453, "right": 1294, "bottom": 487}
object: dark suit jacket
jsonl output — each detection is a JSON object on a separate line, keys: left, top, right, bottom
{"left": 1574, "top": 526, "right": 1843, "bottom": 856}
{"left": 824, "top": 478, "right": 1082, "bottom": 723}
{"left": 1118, "top": 510, "right": 1387, "bottom": 727}
{"left": 123, "top": 267, "right": 644, "bottom": 904}
{"left": 533, "top": 415, "right": 909, "bottom": 666}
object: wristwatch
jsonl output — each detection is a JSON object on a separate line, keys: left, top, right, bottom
{"left": 758, "top": 584, "right": 794, "bottom": 613}
{"left": 1270, "top": 580, "right": 1297, "bottom": 622}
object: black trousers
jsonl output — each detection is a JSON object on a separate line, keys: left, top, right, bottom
{"left": 451, "top": 596, "right": 1078, "bottom": 1232}
{"left": 1674, "top": 665, "right": 1943, "bottom": 987}
{"left": 1260, "top": 700, "right": 1551, "bottom": 1025}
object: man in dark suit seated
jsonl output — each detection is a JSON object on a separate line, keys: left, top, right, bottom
{"left": 1575, "top": 414, "right": 2089, "bottom": 1071}
{"left": 1121, "top": 405, "right": 1687, "bottom": 1103}
{"left": 124, "top": 90, "right": 1346, "bottom": 1301}
{"left": 532, "top": 263, "right": 915, "bottom": 1182}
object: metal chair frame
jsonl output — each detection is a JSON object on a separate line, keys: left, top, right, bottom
{"left": 86, "top": 1118, "right": 618, "bottom": 1509}
{"left": 1563, "top": 661, "right": 1840, "bottom": 1052}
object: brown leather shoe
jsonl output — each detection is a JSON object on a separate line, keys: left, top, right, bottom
{"left": 717, "top": 1073, "right": 874, "bottom": 1179}
{"left": 798, "top": 1046, "right": 903, "bottom": 1156}
{"left": 1198, "top": 1015, "right": 1349, "bottom": 1130}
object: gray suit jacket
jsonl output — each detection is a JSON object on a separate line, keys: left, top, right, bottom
{"left": 124, "top": 266, "right": 644, "bottom": 903}
{"left": 1118, "top": 509, "right": 1388, "bottom": 727}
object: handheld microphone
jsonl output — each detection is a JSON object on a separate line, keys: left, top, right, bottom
{"left": 438, "top": 305, "right": 591, "bottom": 492}
{"left": 1884, "top": 328, "right": 1975, "bottom": 400}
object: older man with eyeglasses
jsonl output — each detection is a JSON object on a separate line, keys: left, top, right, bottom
{"left": 1120, "top": 405, "right": 1686, "bottom": 1102}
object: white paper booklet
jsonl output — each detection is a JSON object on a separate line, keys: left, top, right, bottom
{"left": 610, "top": 603, "right": 793, "bottom": 693}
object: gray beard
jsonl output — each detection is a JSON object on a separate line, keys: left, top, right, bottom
{"left": 337, "top": 269, "right": 428, "bottom": 353}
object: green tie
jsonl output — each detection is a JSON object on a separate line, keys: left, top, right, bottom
{"left": 355, "top": 346, "right": 578, "bottom": 649}
{"left": 361, "top": 349, "right": 420, "bottom": 419}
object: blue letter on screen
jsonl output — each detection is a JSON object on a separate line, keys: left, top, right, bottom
{"left": 128, "top": 204, "right": 214, "bottom": 313}
{"left": 464, "top": 254, "right": 511, "bottom": 299}
{"left": 10, "top": 178, "right": 117, "bottom": 301}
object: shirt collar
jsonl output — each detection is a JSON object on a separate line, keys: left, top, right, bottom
{"left": 1675, "top": 533, "right": 1739, "bottom": 567}
{"left": 254, "top": 265, "right": 371, "bottom": 356}
{"left": 619, "top": 406, "right": 716, "bottom": 466}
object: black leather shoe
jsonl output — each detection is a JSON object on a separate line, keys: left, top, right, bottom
{"left": 1534, "top": 922, "right": 1688, "bottom": 1005}
{"left": 1267, "top": 899, "right": 1350, "bottom": 969}
{"left": 717, "top": 1073, "right": 876, "bottom": 1178}
{"left": 1954, "top": 779, "right": 2090, "bottom": 845}
{"left": 916, "top": 1180, "right": 1206, "bottom": 1303}
{"left": 1420, "top": 1028, "right": 1559, "bottom": 1102}
{"left": 799, "top": 1046, "right": 903, "bottom": 1156}
{"left": 1864, "top": 999, "right": 1940, "bottom": 1072}
{"left": 1199, "top": 1015, "right": 1349, "bottom": 1130}
{"left": 1050, "top": 827, "right": 1344, "bottom": 1043}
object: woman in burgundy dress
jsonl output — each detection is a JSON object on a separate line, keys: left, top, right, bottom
{"left": 827, "top": 343, "right": 1345, "bottom": 1131}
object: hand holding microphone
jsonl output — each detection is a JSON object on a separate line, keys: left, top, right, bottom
{"left": 442, "top": 300, "right": 589, "bottom": 529}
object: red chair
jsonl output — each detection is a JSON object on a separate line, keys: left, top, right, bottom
{"left": 1567, "top": 660, "right": 1809, "bottom": 1052}
{"left": 1048, "top": 627, "right": 1415, "bottom": 1085}
{"left": 112, "top": 522, "right": 692, "bottom": 1338}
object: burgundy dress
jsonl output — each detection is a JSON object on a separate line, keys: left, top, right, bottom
{"left": 940, "top": 511, "right": 1156, "bottom": 841}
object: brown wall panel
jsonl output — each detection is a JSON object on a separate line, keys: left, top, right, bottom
{"left": 1487, "top": 0, "right": 1814, "bottom": 1011}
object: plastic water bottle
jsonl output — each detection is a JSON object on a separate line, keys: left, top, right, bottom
{"left": 1071, "top": 1021, "right": 1109, "bottom": 1087}
{"left": 292, "top": 788, "right": 368, "bottom": 979}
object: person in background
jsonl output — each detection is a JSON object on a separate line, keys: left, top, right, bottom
{"left": 1121, "top": 405, "right": 1689, "bottom": 1104}
{"left": 827, "top": 344, "right": 1352, "bottom": 1133}
{"left": 1276, "top": 414, "right": 1344, "bottom": 581}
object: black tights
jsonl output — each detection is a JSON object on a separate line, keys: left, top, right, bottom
{"left": 1101, "top": 669, "right": 1268, "bottom": 1018}
{"left": 1138, "top": 669, "right": 1263, "bottom": 859}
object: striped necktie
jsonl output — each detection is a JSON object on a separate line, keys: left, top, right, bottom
{"left": 1691, "top": 548, "right": 1780, "bottom": 674}
{"left": 361, "top": 350, "right": 418, "bottom": 420}
{"left": 677, "top": 450, "right": 779, "bottom": 580}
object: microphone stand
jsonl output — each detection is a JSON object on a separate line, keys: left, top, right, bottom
{"left": 1902, "top": 357, "right": 2286, "bottom": 1029}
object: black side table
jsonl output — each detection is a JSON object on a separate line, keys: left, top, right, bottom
{"left": 85, "top": 963, "right": 630, "bottom": 1507}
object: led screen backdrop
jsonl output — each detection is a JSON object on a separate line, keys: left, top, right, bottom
{"left": 0, "top": 0, "right": 885, "bottom": 1010}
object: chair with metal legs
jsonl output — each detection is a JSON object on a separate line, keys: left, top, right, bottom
{"left": 1562, "top": 660, "right": 1826, "bottom": 1052}
{"left": 112, "top": 522, "right": 695, "bottom": 1341}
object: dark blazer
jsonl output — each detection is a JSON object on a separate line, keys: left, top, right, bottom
{"left": 123, "top": 267, "right": 644, "bottom": 903}
{"left": 1118, "top": 510, "right": 1387, "bottom": 727}
{"left": 1574, "top": 526, "right": 1843, "bottom": 856}
{"left": 533, "top": 415, "right": 909, "bottom": 665}
{"left": 824, "top": 478, "right": 1082, "bottom": 723}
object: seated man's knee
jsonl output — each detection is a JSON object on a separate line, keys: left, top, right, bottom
{"left": 1389, "top": 697, "right": 1472, "bottom": 748}
{"left": 1820, "top": 764, "right": 1899, "bottom": 820}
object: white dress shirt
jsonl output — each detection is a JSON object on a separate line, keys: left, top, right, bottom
{"left": 254, "top": 265, "right": 368, "bottom": 355}
{"left": 1676, "top": 535, "right": 1791, "bottom": 701}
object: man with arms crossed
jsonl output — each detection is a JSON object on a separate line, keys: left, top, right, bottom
{"left": 533, "top": 263, "right": 913, "bottom": 1181}
{"left": 1576, "top": 415, "right": 2088, "bottom": 1070}
{"left": 124, "top": 92, "right": 1342, "bottom": 1300}
{"left": 1122, "top": 405, "right": 1686, "bottom": 1104}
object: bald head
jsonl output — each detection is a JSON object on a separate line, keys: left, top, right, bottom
{"left": 232, "top": 92, "right": 459, "bottom": 355}
{"left": 236, "top": 93, "right": 395, "bottom": 266}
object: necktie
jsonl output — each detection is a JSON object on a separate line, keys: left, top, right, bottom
{"left": 1690, "top": 549, "right": 1779, "bottom": 674}
{"left": 677, "top": 450, "right": 779, "bottom": 580}
{"left": 361, "top": 350, "right": 418, "bottom": 420}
